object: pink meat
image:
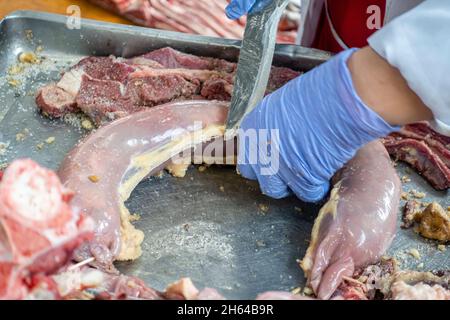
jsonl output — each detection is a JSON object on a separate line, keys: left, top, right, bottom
{"left": 301, "top": 141, "right": 401, "bottom": 300}
{"left": 58, "top": 100, "right": 230, "bottom": 271}
{"left": 0, "top": 160, "right": 93, "bottom": 299}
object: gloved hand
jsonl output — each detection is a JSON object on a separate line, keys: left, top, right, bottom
{"left": 237, "top": 49, "right": 400, "bottom": 202}
{"left": 226, "top": 0, "right": 273, "bottom": 20}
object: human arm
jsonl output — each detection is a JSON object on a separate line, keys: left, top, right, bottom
{"left": 236, "top": 0, "right": 450, "bottom": 202}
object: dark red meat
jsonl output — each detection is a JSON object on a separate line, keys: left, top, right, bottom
{"left": 36, "top": 47, "right": 301, "bottom": 125}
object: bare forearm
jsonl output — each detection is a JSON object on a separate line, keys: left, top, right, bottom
{"left": 348, "top": 46, "right": 433, "bottom": 126}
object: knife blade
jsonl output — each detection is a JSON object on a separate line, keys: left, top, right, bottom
{"left": 225, "top": 0, "right": 290, "bottom": 138}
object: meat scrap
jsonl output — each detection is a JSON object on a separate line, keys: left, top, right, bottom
{"left": 36, "top": 47, "right": 300, "bottom": 126}
{"left": 334, "top": 258, "right": 450, "bottom": 300}
{"left": 1, "top": 158, "right": 445, "bottom": 300}
{"left": 382, "top": 122, "right": 450, "bottom": 190}
{"left": 88, "top": 0, "right": 300, "bottom": 44}
{"left": 0, "top": 159, "right": 93, "bottom": 299}
{"left": 389, "top": 271, "right": 450, "bottom": 300}
{"left": 402, "top": 201, "right": 450, "bottom": 242}
{"left": 0, "top": 160, "right": 227, "bottom": 300}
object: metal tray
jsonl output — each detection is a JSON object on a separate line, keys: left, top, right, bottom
{"left": 0, "top": 11, "right": 448, "bottom": 299}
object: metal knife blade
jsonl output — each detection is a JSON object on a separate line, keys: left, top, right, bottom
{"left": 225, "top": 0, "right": 290, "bottom": 138}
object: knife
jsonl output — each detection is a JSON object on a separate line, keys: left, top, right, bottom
{"left": 225, "top": 0, "right": 290, "bottom": 138}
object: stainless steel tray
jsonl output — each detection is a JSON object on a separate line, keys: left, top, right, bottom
{"left": 0, "top": 11, "right": 448, "bottom": 299}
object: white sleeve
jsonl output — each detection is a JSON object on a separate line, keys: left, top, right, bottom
{"left": 368, "top": 0, "right": 450, "bottom": 135}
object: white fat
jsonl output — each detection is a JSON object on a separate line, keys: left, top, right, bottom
{"left": 57, "top": 68, "right": 84, "bottom": 97}
{"left": 10, "top": 171, "right": 61, "bottom": 222}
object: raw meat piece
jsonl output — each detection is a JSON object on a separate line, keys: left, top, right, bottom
{"left": 301, "top": 141, "right": 401, "bottom": 300}
{"left": 36, "top": 47, "right": 300, "bottom": 126}
{"left": 78, "top": 56, "right": 135, "bottom": 82}
{"left": 333, "top": 258, "right": 450, "bottom": 300}
{"left": 88, "top": 0, "right": 299, "bottom": 43}
{"left": 126, "top": 75, "right": 200, "bottom": 106}
{"left": 405, "top": 122, "right": 450, "bottom": 148}
{"left": 402, "top": 200, "right": 421, "bottom": 229}
{"left": 51, "top": 268, "right": 224, "bottom": 300}
{"left": 382, "top": 121, "right": 450, "bottom": 190}
{"left": 0, "top": 159, "right": 93, "bottom": 299}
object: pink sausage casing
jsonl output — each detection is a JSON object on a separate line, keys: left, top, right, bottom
{"left": 58, "top": 100, "right": 229, "bottom": 271}
{"left": 301, "top": 141, "right": 401, "bottom": 299}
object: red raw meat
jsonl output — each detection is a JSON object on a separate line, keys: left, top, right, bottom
{"left": 382, "top": 122, "right": 450, "bottom": 190}
{"left": 88, "top": 0, "right": 299, "bottom": 44}
{"left": 301, "top": 141, "right": 400, "bottom": 299}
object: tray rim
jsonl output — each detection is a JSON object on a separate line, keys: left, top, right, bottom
{"left": 0, "top": 10, "right": 332, "bottom": 63}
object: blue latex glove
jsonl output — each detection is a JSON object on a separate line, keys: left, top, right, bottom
{"left": 226, "top": 0, "right": 273, "bottom": 20}
{"left": 237, "top": 49, "right": 400, "bottom": 202}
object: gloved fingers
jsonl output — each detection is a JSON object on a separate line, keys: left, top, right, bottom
{"left": 288, "top": 176, "right": 330, "bottom": 203}
{"left": 226, "top": 0, "right": 257, "bottom": 20}
{"left": 237, "top": 163, "right": 258, "bottom": 180}
{"left": 256, "top": 173, "right": 291, "bottom": 199}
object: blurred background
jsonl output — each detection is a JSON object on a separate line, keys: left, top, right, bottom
{"left": 0, "top": 0, "right": 301, "bottom": 43}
